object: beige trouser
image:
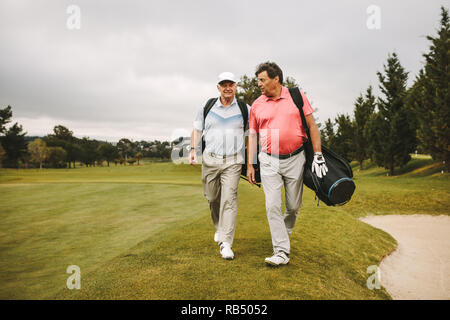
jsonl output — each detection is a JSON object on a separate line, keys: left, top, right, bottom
{"left": 258, "top": 150, "right": 306, "bottom": 255}
{"left": 202, "top": 152, "right": 242, "bottom": 245}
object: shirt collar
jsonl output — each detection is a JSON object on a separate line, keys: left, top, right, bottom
{"left": 264, "top": 86, "right": 288, "bottom": 102}
{"left": 217, "top": 96, "right": 237, "bottom": 108}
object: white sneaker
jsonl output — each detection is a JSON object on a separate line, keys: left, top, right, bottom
{"left": 214, "top": 232, "right": 219, "bottom": 243}
{"left": 219, "top": 242, "right": 234, "bottom": 260}
{"left": 265, "top": 252, "right": 289, "bottom": 266}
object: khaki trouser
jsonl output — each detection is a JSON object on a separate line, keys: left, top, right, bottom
{"left": 258, "top": 150, "right": 306, "bottom": 255}
{"left": 202, "top": 152, "right": 242, "bottom": 245}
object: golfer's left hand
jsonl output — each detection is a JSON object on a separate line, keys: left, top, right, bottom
{"left": 247, "top": 165, "right": 256, "bottom": 185}
{"left": 312, "top": 152, "right": 328, "bottom": 178}
{"left": 189, "top": 149, "right": 197, "bottom": 165}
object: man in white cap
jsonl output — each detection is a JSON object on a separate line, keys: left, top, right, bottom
{"left": 189, "top": 72, "right": 250, "bottom": 260}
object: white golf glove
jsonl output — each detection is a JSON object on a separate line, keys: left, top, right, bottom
{"left": 312, "top": 152, "right": 328, "bottom": 178}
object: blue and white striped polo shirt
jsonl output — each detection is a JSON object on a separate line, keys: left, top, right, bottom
{"left": 193, "top": 97, "right": 250, "bottom": 156}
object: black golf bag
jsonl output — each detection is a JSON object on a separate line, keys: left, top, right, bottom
{"left": 289, "top": 87, "right": 356, "bottom": 206}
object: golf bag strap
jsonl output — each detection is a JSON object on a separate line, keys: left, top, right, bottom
{"left": 203, "top": 97, "right": 218, "bottom": 129}
{"left": 288, "top": 87, "right": 310, "bottom": 140}
{"left": 237, "top": 100, "right": 249, "bottom": 129}
{"left": 289, "top": 87, "right": 320, "bottom": 202}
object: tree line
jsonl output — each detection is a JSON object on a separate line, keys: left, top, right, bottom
{"left": 0, "top": 114, "right": 172, "bottom": 169}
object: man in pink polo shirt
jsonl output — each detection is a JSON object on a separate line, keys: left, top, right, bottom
{"left": 246, "top": 61, "right": 328, "bottom": 266}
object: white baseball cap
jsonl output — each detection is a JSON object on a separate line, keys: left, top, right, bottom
{"left": 217, "top": 72, "right": 237, "bottom": 84}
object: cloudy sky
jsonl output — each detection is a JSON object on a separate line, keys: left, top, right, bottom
{"left": 0, "top": 0, "right": 445, "bottom": 142}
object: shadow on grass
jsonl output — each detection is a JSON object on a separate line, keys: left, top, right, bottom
{"left": 353, "top": 158, "right": 444, "bottom": 178}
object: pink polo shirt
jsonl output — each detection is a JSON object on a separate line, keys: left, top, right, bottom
{"left": 249, "top": 87, "right": 314, "bottom": 155}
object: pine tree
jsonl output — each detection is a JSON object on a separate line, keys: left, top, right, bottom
{"left": 353, "top": 86, "right": 376, "bottom": 169}
{"left": 0, "top": 105, "right": 12, "bottom": 134}
{"left": 320, "top": 118, "right": 335, "bottom": 148}
{"left": 371, "top": 52, "right": 415, "bottom": 175}
{"left": 406, "top": 69, "right": 427, "bottom": 153}
{"left": 333, "top": 113, "right": 355, "bottom": 162}
{"left": 365, "top": 111, "right": 390, "bottom": 170}
{"left": 0, "top": 122, "right": 28, "bottom": 168}
{"left": 414, "top": 7, "right": 449, "bottom": 172}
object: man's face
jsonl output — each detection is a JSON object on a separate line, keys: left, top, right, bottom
{"left": 257, "top": 71, "right": 280, "bottom": 97}
{"left": 217, "top": 81, "right": 237, "bottom": 99}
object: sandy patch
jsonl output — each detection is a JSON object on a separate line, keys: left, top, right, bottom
{"left": 360, "top": 214, "right": 450, "bottom": 300}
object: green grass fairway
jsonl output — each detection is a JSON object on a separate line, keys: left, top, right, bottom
{"left": 0, "top": 158, "right": 448, "bottom": 299}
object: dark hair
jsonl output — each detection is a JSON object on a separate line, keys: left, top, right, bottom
{"left": 255, "top": 61, "right": 283, "bottom": 84}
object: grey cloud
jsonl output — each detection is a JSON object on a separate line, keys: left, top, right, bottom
{"left": 0, "top": 0, "right": 445, "bottom": 141}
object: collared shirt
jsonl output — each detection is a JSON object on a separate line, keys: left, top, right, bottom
{"left": 249, "top": 87, "right": 314, "bottom": 155}
{"left": 193, "top": 97, "right": 251, "bottom": 156}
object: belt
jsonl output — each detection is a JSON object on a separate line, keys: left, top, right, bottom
{"left": 208, "top": 152, "right": 238, "bottom": 159}
{"left": 265, "top": 145, "right": 304, "bottom": 159}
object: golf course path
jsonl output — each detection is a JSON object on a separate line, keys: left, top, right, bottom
{"left": 360, "top": 214, "right": 450, "bottom": 300}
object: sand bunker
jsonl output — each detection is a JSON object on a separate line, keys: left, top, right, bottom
{"left": 360, "top": 214, "right": 450, "bottom": 300}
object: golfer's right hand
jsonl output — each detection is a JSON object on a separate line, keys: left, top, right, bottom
{"left": 247, "top": 165, "right": 256, "bottom": 185}
{"left": 189, "top": 150, "right": 197, "bottom": 165}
